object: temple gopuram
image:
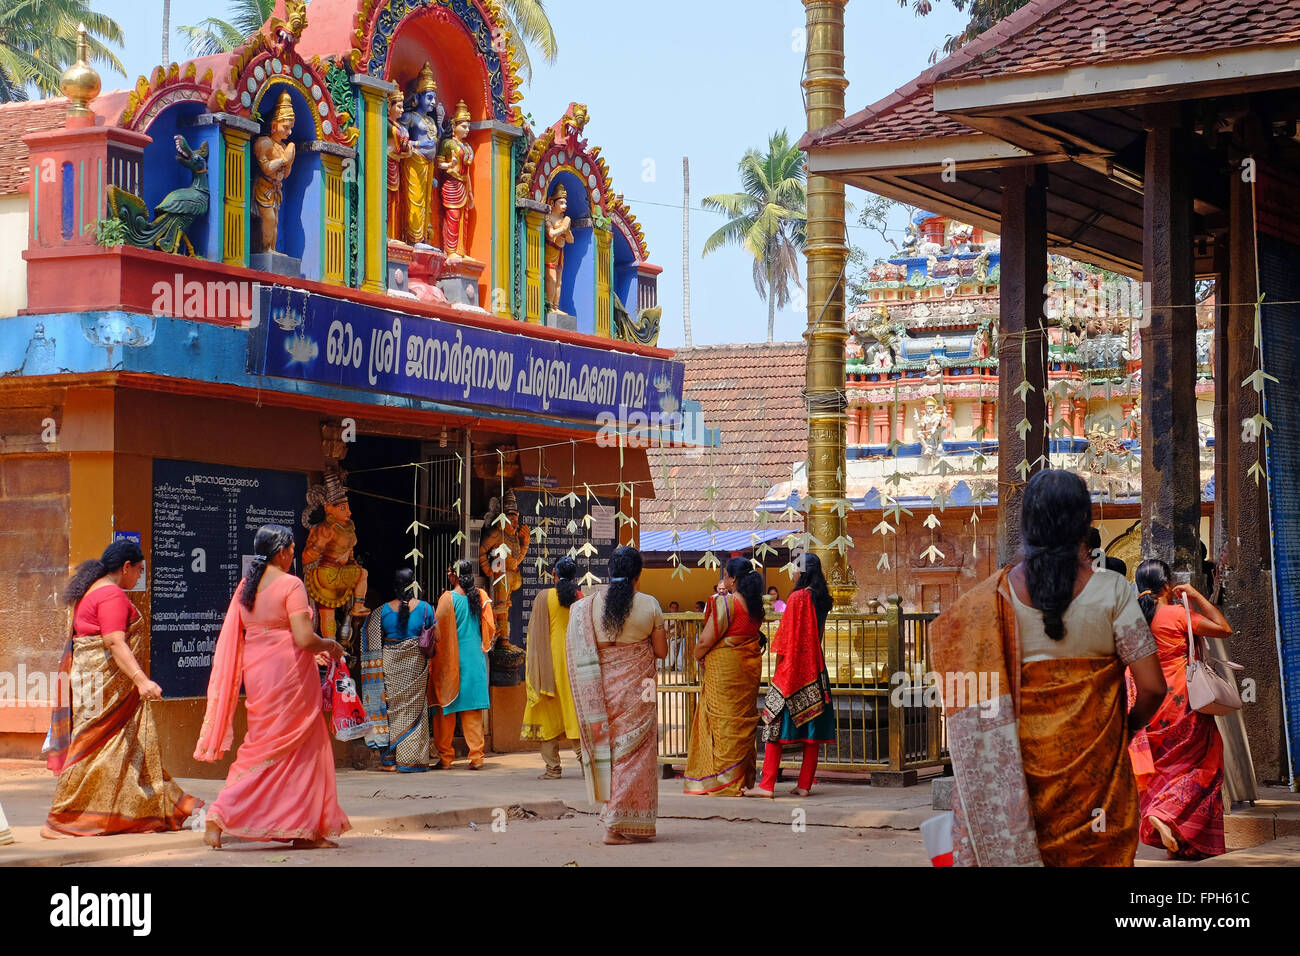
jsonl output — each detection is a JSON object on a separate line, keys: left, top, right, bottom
{"left": 0, "top": 0, "right": 681, "bottom": 772}
{"left": 763, "top": 211, "right": 1216, "bottom": 611}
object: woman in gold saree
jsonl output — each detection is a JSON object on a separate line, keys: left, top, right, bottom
{"left": 684, "top": 557, "right": 765, "bottom": 796}
{"left": 930, "top": 470, "right": 1167, "bottom": 866}
{"left": 567, "top": 546, "right": 668, "bottom": 844}
{"left": 521, "top": 556, "right": 583, "bottom": 780}
{"left": 43, "top": 539, "right": 200, "bottom": 838}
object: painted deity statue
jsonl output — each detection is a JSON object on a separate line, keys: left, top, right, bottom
{"left": 252, "top": 91, "right": 297, "bottom": 253}
{"left": 914, "top": 397, "right": 947, "bottom": 461}
{"left": 401, "top": 62, "right": 444, "bottom": 248}
{"left": 478, "top": 490, "right": 529, "bottom": 652}
{"left": 301, "top": 472, "right": 369, "bottom": 648}
{"left": 386, "top": 88, "right": 412, "bottom": 242}
{"left": 544, "top": 183, "right": 574, "bottom": 312}
{"left": 437, "top": 100, "right": 475, "bottom": 261}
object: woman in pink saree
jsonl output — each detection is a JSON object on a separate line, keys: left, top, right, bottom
{"left": 195, "top": 524, "right": 351, "bottom": 849}
{"left": 567, "top": 546, "right": 668, "bottom": 844}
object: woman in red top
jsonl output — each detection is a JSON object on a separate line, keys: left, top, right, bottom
{"left": 1130, "top": 559, "right": 1234, "bottom": 858}
{"left": 43, "top": 539, "right": 200, "bottom": 838}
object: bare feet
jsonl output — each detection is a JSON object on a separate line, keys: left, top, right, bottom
{"left": 743, "top": 786, "right": 776, "bottom": 799}
{"left": 203, "top": 820, "right": 223, "bottom": 849}
{"left": 378, "top": 764, "right": 397, "bottom": 773}
{"left": 40, "top": 825, "right": 73, "bottom": 840}
{"left": 468, "top": 759, "right": 484, "bottom": 771}
{"left": 1149, "top": 815, "right": 1179, "bottom": 853}
{"left": 603, "top": 831, "right": 635, "bottom": 845}
{"left": 790, "top": 787, "right": 812, "bottom": 797}
{"left": 291, "top": 837, "right": 339, "bottom": 849}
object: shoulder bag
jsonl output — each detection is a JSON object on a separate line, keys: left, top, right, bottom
{"left": 1182, "top": 594, "right": 1243, "bottom": 716}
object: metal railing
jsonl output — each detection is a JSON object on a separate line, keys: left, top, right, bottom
{"left": 658, "top": 598, "right": 947, "bottom": 778}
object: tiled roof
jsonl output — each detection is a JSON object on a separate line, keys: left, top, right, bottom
{"left": 942, "top": 0, "right": 1300, "bottom": 82}
{"left": 0, "top": 98, "right": 72, "bottom": 196}
{"left": 801, "top": 0, "right": 1069, "bottom": 151}
{"left": 642, "top": 342, "right": 808, "bottom": 539}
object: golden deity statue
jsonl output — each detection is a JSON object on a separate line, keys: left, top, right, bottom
{"left": 385, "top": 88, "right": 412, "bottom": 241}
{"left": 301, "top": 471, "right": 369, "bottom": 648}
{"left": 437, "top": 100, "right": 475, "bottom": 261}
{"left": 478, "top": 489, "right": 529, "bottom": 652}
{"left": 544, "top": 182, "right": 574, "bottom": 312}
{"left": 401, "top": 63, "right": 444, "bottom": 248}
{"left": 252, "top": 91, "right": 297, "bottom": 253}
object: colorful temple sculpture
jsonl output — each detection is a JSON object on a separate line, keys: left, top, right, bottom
{"left": 763, "top": 211, "right": 1216, "bottom": 611}
{"left": 0, "top": 1, "right": 686, "bottom": 771}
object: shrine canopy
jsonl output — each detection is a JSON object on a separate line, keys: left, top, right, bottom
{"left": 800, "top": 0, "right": 1300, "bottom": 278}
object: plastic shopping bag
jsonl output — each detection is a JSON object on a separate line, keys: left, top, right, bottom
{"left": 921, "top": 812, "right": 954, "bottom": 867}
{"left": 325, "top": 658, "right": 374, "bottom": 742}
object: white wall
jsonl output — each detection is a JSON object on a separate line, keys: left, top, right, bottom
{"left": 0, "top": 195, "right": 29, "bottom": 318}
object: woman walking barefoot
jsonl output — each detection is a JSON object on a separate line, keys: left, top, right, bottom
{"left": 521, "top": 557, "right": 584, "bottom": 780}
{"left": 1130, "top": 561, "right": 1233, "bottom": 859}
{"left": 567, "top": 546, "right": 668, "bottom": 844}
{"left": 44, "top": 539, "right": 200, "bottom": 838}
{"left": 195, "top": 525, "right": 350, "bottom": 850}
{"left": 361, "top": 568, "right": 435, "bottom": 772}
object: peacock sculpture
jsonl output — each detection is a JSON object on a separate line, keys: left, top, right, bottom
{"left": 612, "top": 291, "right": 662, "bottom": 347}
{"left": 107, "top": 135, "right": 209, "bottom": 256}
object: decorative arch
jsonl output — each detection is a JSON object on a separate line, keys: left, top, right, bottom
{"left": 209, "top": 1, "right": 356, "bottom": 147}
{"left": 608, "top": 195, "right": 649, "bottom": 263}
{"left": 118, "top": 61, "right": 215, "bottom": 132}
{"left": 348, "top": 0, "right": 522, "bottom": 124}
{"left": 517, "top": 103, "right": 613, "bottom": 216}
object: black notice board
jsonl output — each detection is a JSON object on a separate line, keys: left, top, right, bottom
{"left": 507, "top": 489, "right": 618, "bottom": 649}
{"left": 151, "top": 459, "right": 307, "bottom": 698}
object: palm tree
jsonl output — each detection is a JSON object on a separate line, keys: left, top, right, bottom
{"left": 181, "top": 0, "right": 558, "bottom": 85}
{"left": 179, "top": 0, "right": 274, "bottom": 58}
{"left": 702, "top": 130, "right": 807, "bottom": 343}
{"left": 0, "top": 0, "right": 124, "bottom": 102}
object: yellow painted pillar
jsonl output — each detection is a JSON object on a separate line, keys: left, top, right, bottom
{"left": 220, "top": 125, "right": 253, "bottom": 268}
{"left": 486, "top": 122, "right": 522, "bottom": 318}
{"left": 63, "top": 388, "right": 116, "bottom": 564}
{"left": 320, "top": 151, "right": 348, "bottom": 285}
{"left": 524, "top": 207, "right": 544, "bottom": 323}
{"left": 595, "top": 225, "right": 612, "bottom": 337}
{"left": 352, "top": 74, "right": 393, "bottom": 293}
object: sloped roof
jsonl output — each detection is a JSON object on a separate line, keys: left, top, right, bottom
{"left": 642, "top": 342, "right": 808, "bottom": 538}
{"left": 941, "top": 0, "right": 1300, "bottom": 83}
{"left": 0, "top": 98, "right": 72, "bottom": 196}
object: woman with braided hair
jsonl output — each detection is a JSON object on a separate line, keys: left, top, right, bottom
{"left": 195, "top": 524, "right": 350, "bottom": 849}
{"left": 684, "top": 557, "right": 766, "bottom": 796}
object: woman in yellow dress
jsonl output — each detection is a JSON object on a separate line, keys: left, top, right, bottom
{"left": 521, "top": 557, "right": 583, "bottom": 779}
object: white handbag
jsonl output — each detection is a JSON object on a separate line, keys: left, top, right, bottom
{"left": 1182, "top": 594, "right": 1243, "bottom": 716}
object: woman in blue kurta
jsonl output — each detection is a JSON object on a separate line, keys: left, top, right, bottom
{"left": 430, "top": 560, "right": 495, "bottom": 769}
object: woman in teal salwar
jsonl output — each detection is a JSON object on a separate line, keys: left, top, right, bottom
{"left": 362, "top": 568, "right": 435, "bottom": 772}
{"left": 430, "top": 560, "right": 495, "bottom": 769}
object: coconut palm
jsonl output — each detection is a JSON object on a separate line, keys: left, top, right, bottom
{"left": 179, "top": 0, "right": 274, "bottom": 58}
{"left": 702, "top": 130, "right": 807, "bottom": 343}
{"left": 497, "top": 0, "right": 557, "bottom": 85}
{"left": 0, "top": 0, "right": 124, "bottom": 102}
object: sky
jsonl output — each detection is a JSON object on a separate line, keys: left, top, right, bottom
{"left": 90, "top": 0, "right": 971, "bottom": 348}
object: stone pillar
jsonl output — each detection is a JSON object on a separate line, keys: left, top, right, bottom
{"left": 802, "top": 0, "right": 852, "bottom": 605}
{"left": 351, "top": 74, "right": 394, "bottom": 294}
{"left": 1141, "top": 105, "right": 1201, "bottom": 582}
{"left": 997, "top": 164, "right": 1049, "bottom": 566}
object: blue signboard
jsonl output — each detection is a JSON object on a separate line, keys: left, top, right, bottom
{"left": 247, "top": 286, "right": 685, "bottom": 426}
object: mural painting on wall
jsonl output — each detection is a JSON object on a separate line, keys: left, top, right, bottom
{"left": 301, "top": 466, "right": 370, "bottom": 651}
{"left": 253, "top": 92, "right": 299, "bottom": 255}
{"left": 479, "top": 489, "right": 529, "bottom": 682}
{"left": 438, "top": 100, "right": 475, "bottom": 261}
{"left": 544, "top": 182, "right": 574, "bottom": 314}
{"left": 107, "top": 135, "right": 210, "bottom": 255}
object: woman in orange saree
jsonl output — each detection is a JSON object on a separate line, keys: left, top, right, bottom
{"left": 684, "top": 557, "right": 765, "bottom": 796}
{"left": 195, "top": 525, "right": 350, "bottom": 849}
{"left": 1130, "top": 561, "right": 1232, "bottom": 859}
{"left": 930, "top": 470, "right": 1167, "bottom": 866}
{"left": 43, "top": 539, "right": 200, "bottom": 838}
{"left": 567, "top": 546, "right": 668, "bottom": 844}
